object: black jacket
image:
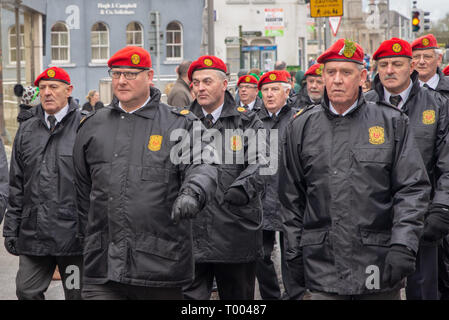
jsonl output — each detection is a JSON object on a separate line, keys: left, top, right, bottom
{"left": 188, "top": 91, "right": 265, "bottom": 263}
{"left": 73, "top": 87, "right": 217, "bottom": 287}
{"left": 0, "top": 138, "right": 8, "bottom": 224}
{"left": 3, "top": 98, "right": 83, "bottom": 256}
{"left": 240, "top": 96, "right": 264, "bottom": 113}
{"left": 256, "top": 103, "right": 296, "bottom": 231}
{"left": 365, "top": 71, "right": 449, "bottom": 209}
{"left": 280, "top": 91, "right": 431, "bottom": 295}
{"left": 289, "top": 85, "right": 316, "bottom": 110}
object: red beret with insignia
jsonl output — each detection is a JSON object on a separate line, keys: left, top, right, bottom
{"left": 237, "top": 75, "right": 258, "bottom": 86}
{"left": 443, "top": 65, "right": 449, "bottom": 76}
{"left": 108, "top": 46, "right": 152, "bottom": 69}
{"left": 373, "top": 38, "right": 412, "bottom": 61}
{"left": 188, "top": 55, "right": 227, "bottom": 82}
{"left": 34, "top": 67, "right": 71, "bottom": 86}
{"left": 411, "top": 34, "right": 439, "bottom": 51}
{"left": 257, "top": 70, "right": 289, "bottom": 91}
{"left": 317, "top": 38, "right": 364, "bottom": 65}
{"left": 305, "top": 64, "right": 324, "bottom": 77}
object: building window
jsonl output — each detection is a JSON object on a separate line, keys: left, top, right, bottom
{"left": 8, "top": 25, "right": 24, "bottom": 64}
{"left": 91, "top": 22, "right": 109, "bottom": 63}
{"left": 126, "top": 22, "right": 143, "bottom": 47}
{"left": 51, "top": 22, "right": 70, "bottom": 63}
{"left": 166, "top": 21, "right": 183, "bottom": 60}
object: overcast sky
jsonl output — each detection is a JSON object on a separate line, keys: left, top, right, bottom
{"left": 362, "top": 0, "right": 449, "bottom": 22}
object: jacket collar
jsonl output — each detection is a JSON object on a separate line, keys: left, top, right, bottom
{"left": 321, "top": 87, "right": 365, "bottom": 117}
{"left": 436, "top": 67, "right": 449, "bottom": 92}
{"left": 258, "top": 102, "right": 292, "bottom": 121}
{"left": 373, "top": 70, "right": 421, "bottom": 108}
{"left": 190, "top": 90, "right": 239, "bottom": 120}
{"left": 111, "top": 86, "right": 161, "bottom": 119}
{"left": 36, "top": 96, "right": 78, "bottom": 124}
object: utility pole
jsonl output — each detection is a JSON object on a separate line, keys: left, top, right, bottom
{"left": 207, "top": 0, "right": 214, "bottom": 55}
{"left": 239, "top": 25, "right": 243, "bottom": 69}
{"left": 15, "top": 0, "right": 22, "bottom": 85}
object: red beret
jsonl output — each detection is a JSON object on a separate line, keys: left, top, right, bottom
{"left": 108, "top": 46, "right": 151, "bottom": 69}
{"left": 411, "top": 34, "right": 439, "bottom": 51}
{"left": 257, "top": 70, "right": 289, "bottom": 90}
{"left": 317, "top": 39, "right": 364, "bottom": 65}
{"left": 373, "top": 38, "right": 412, "bottom": 61}
{"left": 34, "top": 67, "right": 71, "bottom": 86}
{"left": 237, "top": 75, "right": 258, "bottom": 86}
{"left": 305, "top": 64, "right": 324, "bottom": 77}
{"left": 188, "top": 55, "right": 227, "bottom": 82}
{"left": 443, "top": 65, "right": 449, "bottom": 76}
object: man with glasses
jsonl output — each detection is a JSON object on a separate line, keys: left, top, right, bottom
{"left": 237, "top": 74, "right": 263, "bottom": 112}
{"left": 411, "top": 34, "right": 449, "bottom": 98}
{"left": 73, "top": 46, "right": 217, "bottom": 300}
{"left": 365, "top": 37, "right": 449, "bottom": 300}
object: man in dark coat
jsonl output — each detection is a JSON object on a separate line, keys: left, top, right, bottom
{"left": 411, "top": 34, "right": 449, "bottom": 299}
{"left": 182, "top": 55, "right": 265, "bottom": 300}
{"left": 3, "top": 66, "right": 83, "bottom": 300}
{"left": 280, "top": 38, "right": 431, "bottom": 300}
{"left": 73, "top": 46, "right": 217, "bottom": 300}
{"left": 254, "top": 70, "right": 301, "bottom": 300}
{"left": 167, "top": 60, "right": 193, "bottom": 108}
{"left": 289, "top": 64, "right": 324, "bottom": 111}
{"left": 365, "top": 38, "right": 449, "bottom": 300}
{"left": 237, "top": 74, "right": 263, "bottom": 112}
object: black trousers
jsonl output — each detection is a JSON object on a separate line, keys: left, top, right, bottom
{"left": 183, "top": 262, "right": 256, "bottom": 300}
{"left": 81, "top": 281, "right": 183, "bottom": 300}
{"left": 16, "top": 255, "right": 83, "bottom": 300}
{"left": 438, "top": 236, "right": 449, "bottom": 299}
{"left": 255, "top": 230, "right": 281, "bottom": 299}
{"left": 406, "top": 242, "right": 438, "bottom": 300}
{"left": 305, "top": 289, "right": 401, "bottom": 300}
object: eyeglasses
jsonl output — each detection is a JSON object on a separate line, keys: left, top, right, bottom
{"left": 108, "top": 69, "right": 145, "bottom": 80}
{"left": 412, "top": 54, "right": 436, "bottom": 62}
{"left": 239, "top": 85, "right": 257, "bottom": 90}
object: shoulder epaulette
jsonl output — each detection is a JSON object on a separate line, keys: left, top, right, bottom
{"left": 77, "top": 109, "right": 97, "bottom": 132}
{"left": 292, "top": 104, "right": 317, "bottom": 120}
{"left": 170, "top": 106, "right": 198, "bottom": 121}
{"left": 236, "top": 106, "right": 256, "bottom": 121}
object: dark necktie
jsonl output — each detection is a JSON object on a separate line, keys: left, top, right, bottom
{"left": 243, "top": 105, "right": 249, "bottom": 109}
{"left": 48, "top": 115, "right": 57, "bottom": 132}
{"left": 423, "top": 83, "right": 431, "bottom": 89}
{"left": 203, "top": 114, "right": 214, "bottom": 129}
{"left": 389, "top": 95, "right": 402, "bottom": 107}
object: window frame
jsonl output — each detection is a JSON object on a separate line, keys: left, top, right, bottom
{"left": 8, "top": 24, "right": 25, "bottom": 65}
{"left": 91, "top": 22, "right": 110, "bottom": 63}
{"left": 165, "top": 21, "right": 183, "bottom": 61}
{"left": 126, "top": 22, "right": 144, "bottom": 47}
{"left": 50, "top": 21, "right": 71, "bottom": 64}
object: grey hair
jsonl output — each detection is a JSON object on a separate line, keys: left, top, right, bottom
{"left": 281, "top": 82, "right": 291, "bottom": 92}
{"left": 215, "top": 70, "right": 227, "bottom": 80}
{"left": 435, "top": 48, "right": 443, "bottom": 56}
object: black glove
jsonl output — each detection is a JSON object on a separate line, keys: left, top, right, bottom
{"left": 422, "top": 204, "right": 449, "bottom": 242}
{"left": 4, "top": 237, "right": 19, "bottom": 256}
{"left": 224, "top": 186, "right": 249, "bottom": 206}
{"left": 171, "top": 188, "right": 201, "bottom": 224}
{"left": 382, "top": 244, "right": 416, "bottom": 287}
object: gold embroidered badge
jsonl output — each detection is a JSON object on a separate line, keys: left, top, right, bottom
{"left": 131, "top": 54, "right": 140, "bottom": 65}
{"left": 204, "top": 58, "right": 213, "bottom": 66}
{"left": 269, "top": 74, "right": 277, "bottom": 81}
{"left": 422, "top": 38, "right": 430, "bottom": 46}
{"left": 148, "top": 135, "right": 163, "bottom": 151}
{"left": 47, "top": 69, "right": 56, "bottom": 78}
{"left": 423, "top": 110, "right": 435, "bottom": 125}
{"left": 180, "top": 109, "right": 190, "bottom": 115}
{"left": 369, "top": 126, "right": 385, "bottom": 145}
{"left": 392, "top": 43, "right": 402, "bottom": 53}
{"left": 245, "top": 76, "right": 251, "bottom": 82}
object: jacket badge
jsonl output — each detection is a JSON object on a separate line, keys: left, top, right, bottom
{"left": 369, "top": 126, "right": 385, "bottom": 145}
{"left": 230, "top": 135, "right": 243, "bottom": 151}
{"left": 294, "top": 108, "right": 304, "bottom": 118}
{"left": 180, "top": 109, "right": 190, "bottom": 115}
{"left": 148, "top": 135, "right": 163, "bottom": 151}
{"left": 422, "top": 110, "right": 435, "bottom": 125}
{"left": 237, "top": 107, "right": 247, "bottom": 112}
{"left": 131, "top": 54, "right": 140, "bottom": 65}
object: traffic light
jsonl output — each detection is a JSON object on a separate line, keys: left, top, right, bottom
{"left": 412, "top": 10, "right": 420, "bottom": 32}
{"left": 424, "top": 12, "right": 431, "bottom": 30}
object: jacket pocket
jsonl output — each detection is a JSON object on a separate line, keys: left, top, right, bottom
{"left": 300, "top": 229, "right": 328, "bottom": 247}
{"left": 135, "top": 233, "right": 180, "bottom": 261}
{"left": 360, "top": 228, "right": 391, "bottom": 247}
{"left": 141, "top": 167, "right": 169, "bottom": 183}
{"left": 83, "top": 231, "right": 102, "bottom": 254}
{"left": 353, "top": 148, "right": 392, "bottom": 164}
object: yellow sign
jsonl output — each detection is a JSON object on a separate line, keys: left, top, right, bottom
{"left": 310, "top": 0, "right": 343, "bottom": 18}
{"left": 423, "top": 110, "right": 435, "bottom": 125}
{"left": 230, "top": 135, "right": 243, "bottom": 151}
{"left": 148, "top": 135, "right": 163, "bottom": 151}
{"left": 369, "top": 126, "right": 385, "bottom": 145}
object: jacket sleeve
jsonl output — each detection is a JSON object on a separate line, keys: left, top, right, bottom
{"left": 430, "top": 94, "right": 449, "bottom": 208}
{"left": 390, "top": 114, "right": 431, "bottom": 253}
{"left": 3, "top": 127, "right": 23, "bottom": 237}
{"left": 278, "top": 120, "right": 307, "bottom": 261}
{"left": 0, "top": 138, "right": 9, "bottom": 224}
{"left": 73, "top": 125, "right": 92, "bottom": 239}
{"left": 228, "top": 114, "right": 266, "bottom": 201}
{"left": 178, "top": 118, "right": 217, "bottom": 209}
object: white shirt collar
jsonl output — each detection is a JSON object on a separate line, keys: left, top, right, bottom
{"left": 202, "top": 103, "right": 224, "bottom": 124}
{"left": 419, "top": 73, "right": 440, "bottom": 90}
{"left": 329, "top": 99, "right": 358, "bottom": 116}
{"left": 45, "top": 103, "right": 69, "bottom": 128}
{"left": 269, "top": 106, "right": 284, "bottom": 117}
{"left": 240, "top": 99, "right": 256, "bottom": 111}
{"left": 118, "top": 94, "right": 152, "bottom": 114}
{"left": 383, "top": 79, "right": 413, "bottom": 110}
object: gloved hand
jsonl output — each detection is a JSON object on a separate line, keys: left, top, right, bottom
{"left": 171, "top": 188, "right": 201, "bottom": 224}
{"left": 382, "top": 244, "right": 416, "bottom": 287}
{"left": 422, "top": 204, "right": 449, "bottom": 242}
{"left": 4, "top": 237, "right": 19, "bottom": 256}
{"left": 224, "top": 186, "right": 249, "bottom": 206}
